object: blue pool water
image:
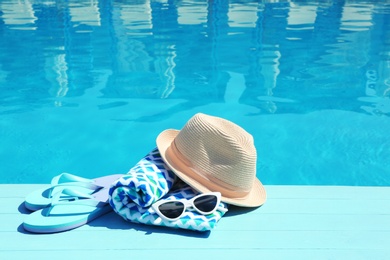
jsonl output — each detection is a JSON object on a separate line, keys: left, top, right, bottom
{"left": 0, "top": 0, "right": 389, "bottom": 185}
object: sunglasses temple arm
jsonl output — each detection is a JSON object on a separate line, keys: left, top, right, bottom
{"left": 217, "top": 206, "right": 228, "bottom": 213}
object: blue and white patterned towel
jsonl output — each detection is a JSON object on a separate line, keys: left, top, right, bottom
{"left": 108, "top": 148, "right": 228, "bottom": 232}
{"left": 109, "top": 148, "right": 176, "bottom": 209}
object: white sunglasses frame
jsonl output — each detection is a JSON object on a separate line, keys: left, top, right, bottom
{"left": 151, "top": 192, "right": 227, "bottom": 221}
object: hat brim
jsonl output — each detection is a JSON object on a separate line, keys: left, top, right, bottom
{"left": 156, "top": 129, "right": 267, "bottom": 207}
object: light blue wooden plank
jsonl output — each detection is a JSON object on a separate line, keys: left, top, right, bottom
{"left": 3, "top": 197, "right": 390, "bottom": 215}
{"left": 2, "top": 249, "right": 390, "bottom": 260}
{"left": 260, "top": 198, "right": 390, "bottom": 214}
{"left": 4, "top": 201, "right": 390, "bottom": 232}
{"left": 2, "top": 228, "right": 390, "bottom": 251}
{"left": 3, "top": 210, "right": 390, "bottom": 233}
{"left": 0, "top": 184, "right": 46, "bottom": 198}
{"left": 0, "top": 198, "right": 30, "bottom": 214}
{"left": 3, "top": 186, "right": 390, "bottom": 215}
{"left": 4, "top": 206, "right": 390, "bottom": 251}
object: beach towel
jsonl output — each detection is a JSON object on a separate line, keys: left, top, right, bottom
{"left": 109, "top": 148, "right": 228, "bottom": 232}
{"left": 109, "top": 148, "right": 176, "bottom": 209}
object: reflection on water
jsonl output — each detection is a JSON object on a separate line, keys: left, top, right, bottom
{"left": 0, "top": 0, "right": 389, "bottom": 116}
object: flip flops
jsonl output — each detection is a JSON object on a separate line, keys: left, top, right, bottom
{"left": 23, "top": 187, "right": 112, "bottom": 233}
{"left": 24, "top": 173, "right": 123, "bottom": 211}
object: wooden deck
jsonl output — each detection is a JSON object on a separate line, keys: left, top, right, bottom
{"left": 1, "top": 184, "right": 389, "bottom": 259}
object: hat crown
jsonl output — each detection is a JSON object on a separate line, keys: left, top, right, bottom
{"left": 174, "top": 113, "right": 257, "bottom": 192}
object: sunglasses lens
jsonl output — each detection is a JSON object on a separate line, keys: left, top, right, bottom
{"left": 158, "top": 201, "right": 185, "bottom": 219}
{"left": 194, "top": 195, "right": 218, "bottom": 213}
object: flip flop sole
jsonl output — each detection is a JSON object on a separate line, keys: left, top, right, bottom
{"left": 23, "top": 204, "right": 112, "bottom": 233}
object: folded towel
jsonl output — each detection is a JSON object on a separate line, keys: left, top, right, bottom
{"left": 109, "top": 148, "right": 176, "bottom": 210}
{"left": 109, "top": 148, "right": 228, "bottom": 232}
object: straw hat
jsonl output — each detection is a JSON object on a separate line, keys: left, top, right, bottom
{"left": 156, "top": 113, "right": 266, "bottom": 207}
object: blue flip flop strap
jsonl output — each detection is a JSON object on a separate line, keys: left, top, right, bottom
{"left": 50, "top": 188, "right": 106, "bottom": 208}
{"left": 50, "top": 173, "right": 103, "bottom": 190}
{"left": 45, "top": 185, "right": 97, "bottom": 201}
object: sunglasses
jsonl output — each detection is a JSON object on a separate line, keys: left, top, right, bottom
{"left": 151, "top": 192, "right": 227, "bottom": 221}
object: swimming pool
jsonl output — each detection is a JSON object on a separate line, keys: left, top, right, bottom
{"left": 0, "top": 0, "right": 389, "bottom": 185}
